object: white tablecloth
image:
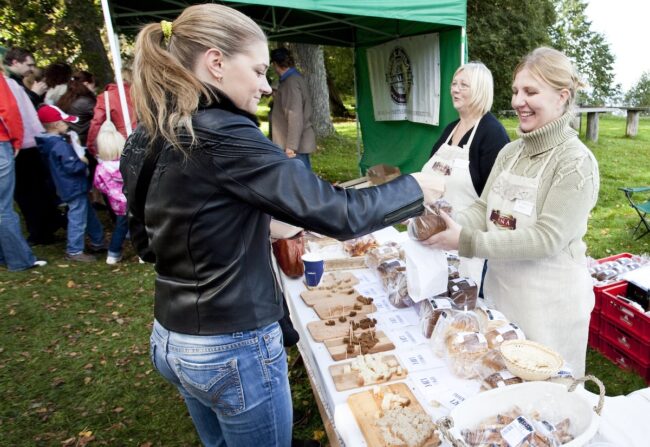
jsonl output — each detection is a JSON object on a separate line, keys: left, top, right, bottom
{"left": 281, "top": 229, "right": 650, "bottom": 446}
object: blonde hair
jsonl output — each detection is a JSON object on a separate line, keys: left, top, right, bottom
{"left": 514, "top": 47, "right": 585, "bottom": 112}
{"left": 454, "top": 62, "right": 494, "bottom": 115}
{"left": 132, "top": 4, "right": 266, "bottom": 153}
{"left": 97, "top": 131, "right": 126, "bottom": 161}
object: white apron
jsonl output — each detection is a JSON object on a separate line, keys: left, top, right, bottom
{"left": 422, "top": 119, "right": 485, "bottom": 285}
{"left": 483, "top": 143, "right": 594, "bottom": 377}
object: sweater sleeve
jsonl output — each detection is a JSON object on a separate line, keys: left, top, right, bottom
{"left": 458, "top": 146, "right": 599, "bottom": 260}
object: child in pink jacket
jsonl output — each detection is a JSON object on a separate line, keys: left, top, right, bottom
{"left": 93, "top": 134, "right": 127, "bottom": 264}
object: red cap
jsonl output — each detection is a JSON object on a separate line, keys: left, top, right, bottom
{"left": 37, "top": 105, "right": 79, "bottom": 124}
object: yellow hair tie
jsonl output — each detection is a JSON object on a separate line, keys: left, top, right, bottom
{"left": 160, "top": 20, "right": 173, "bottom": 44}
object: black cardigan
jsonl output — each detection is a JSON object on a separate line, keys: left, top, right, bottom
{"left": 430, "top": 112, "right": 509, "bottom": 197}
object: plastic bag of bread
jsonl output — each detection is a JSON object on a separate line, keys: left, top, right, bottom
{"left": 485, "top": 323, "right": 526, "bottom": 349}
{"left": 377, "top": 258, "right": 407, "bottom": 288}
{"left": 446, "top": 331, "right": 489, "bottom": 379}
{"left": 448, "top": 277, "right": 478, "bottom": 310}
{"left": 386, "top": 270, "right": 414, "bottom": 309}
{"left": 407, "top": 199, "right": 453, "bottom": 241}
{"left": 475, "top": 306, "right": 509, "bottom": 332}
{"left": 461, "top": 406, "right": 573, "bottom": 447}
{"left": 429, "top": 310, "right": 454, "bottom": 357}
{"left": 418, "top": 297, "right": 453, "bottom": 338}
{"left": 473, "top": 349, "right": 508, "bottom": 379}
{"left": 365, "top": 242, "right": 403, "bottom": 269}
{"left": 481, "top": 370, "right": 523, "bottom": 390}
{"left": 343, "top": 234, "right": 378, "bottom": 257}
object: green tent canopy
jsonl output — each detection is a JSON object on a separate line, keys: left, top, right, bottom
{"left": 108, "top": 0, "right": 467, "bottom": 173}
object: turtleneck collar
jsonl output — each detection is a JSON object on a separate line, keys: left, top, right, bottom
{"left": 517, "top": 111, "right": 577, "bottom": 156}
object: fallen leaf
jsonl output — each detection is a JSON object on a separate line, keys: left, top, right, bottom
{"left": 61, "top": 437, "right": 76, "bottom": 446}
{"left": 79, "top": 430, "right": 93, "bottom": 437}
{"left": 313, "top": 430, "right": 325, "bottom": 441}
{"left": 113, "top": 407, "right": 124, "bottom": 413}
{"left": 67, "top": 280, "right": 76, "bottom": 288}
{"left": 84, "top": 377, "right": 92, "bottom": 385}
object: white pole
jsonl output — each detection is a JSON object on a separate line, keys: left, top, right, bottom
{"left": 99, "top": 0, "right": 133, "bottom": 136}
{"left": 461, "top": 27, "right": 466, "bottom": 65}
{"left": 353, "top": 45, "right": 362, "bottom": 176}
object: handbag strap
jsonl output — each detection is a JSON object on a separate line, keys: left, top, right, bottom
{"left": 103, "top": 92, "right": 112, "bottom": 124}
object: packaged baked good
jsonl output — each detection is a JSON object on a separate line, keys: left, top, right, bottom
{"left": 482, "top": 370, "right": 523, "bottom": 390}
{"left": 407, "top": 199, "right": 453, "bottom": 241}
{"left": 474, "top": 349, "right": 508, "bottom": 379}
{"left": 429, "top": 310, "right": 454, "bottom": 357}
{"left": 377, "top": 258, "right": 407, "bottom": 288}
{"left": 386, "top": 271, "right": 414, "bottom": 309}
{"left": 446, "top": 331, "right": 489, "bottom": 378}
{"left": 418, "top": 297, "right": 454, "bottom": 338}
{"left": 485, "top": 323, "right": 526, "bottom": 349}
{"left": 475, "top": 307, "right": 509, "bottom": 332}
{"left": 447, "top": 264, "right": 459, "bottom": 280}
{"left": 448, "top": 277, "right": 478, "bottom": 310}
{"left": 365, "top": 243, "right": 403, "bottom": 269}
{"left": 444, "top": 310, "right": 480, "bottom": 337}
{"left": 343, "top": 234, "right": 378, "bottom": 257}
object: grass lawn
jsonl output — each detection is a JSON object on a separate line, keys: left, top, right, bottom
{"left": 1, "top": 114, "right": 649, "bottom": 446}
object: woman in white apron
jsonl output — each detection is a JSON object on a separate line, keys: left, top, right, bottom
{"left": 421, "top": 62, "right": 509, "bottom": 286}
{"left": 423, "top": 48, "right": 599, "bottom": 377}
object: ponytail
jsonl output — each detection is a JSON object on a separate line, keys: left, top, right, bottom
{"left": 132, "top": 23, "right": 209, "bottom": 155}
{"left": 132, "top": 4, "right": 266, "bottom": 155}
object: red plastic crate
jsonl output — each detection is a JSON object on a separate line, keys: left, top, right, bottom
{"left": 593, "top": 253, "right": 633, "bottom": 311}
{"left": 601, "top": 314, "right": 650, "bottom": 363}
{"left": 602, "top": 282, "right": 650, "bottom": 344}
{"left": 588, "top": 327, "right": 601, "bottom": 351}
{"left": 589, "top": 310, "right": 600, "bottom": 332}
{"left": 600, "top": 337, "right": 650, "bottom": 383}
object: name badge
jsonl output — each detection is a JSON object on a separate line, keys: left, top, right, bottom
{"left": 513, "top": 199, "right": 534, "bottom": 216}
{"left": 453, "top": 159, "right": 469, "bottom": 169}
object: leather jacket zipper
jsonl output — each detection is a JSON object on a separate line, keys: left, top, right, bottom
{"left": 384, "top": 199, "right": 423, "bottom": 224}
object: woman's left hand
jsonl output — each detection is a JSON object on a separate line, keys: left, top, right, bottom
{"left": 420, "top": 210, "right": 461, "bottom": 250}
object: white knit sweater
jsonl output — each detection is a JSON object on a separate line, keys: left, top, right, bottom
{"left": 458, "top": 112, "right": 600, "bottom": 261}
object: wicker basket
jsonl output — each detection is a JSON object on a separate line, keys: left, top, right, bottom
{"left": 499, "top": 339, "right": 563, "bottom": 381}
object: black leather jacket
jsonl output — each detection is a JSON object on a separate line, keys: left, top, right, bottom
{"left": 121, "top": 93, "right": 424, "bottom": 335}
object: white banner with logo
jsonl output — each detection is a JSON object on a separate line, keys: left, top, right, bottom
{"left": 367, "top": 33, "right": 440, "bottom": 126}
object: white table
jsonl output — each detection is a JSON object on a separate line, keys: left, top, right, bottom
{"left": 281, "top": 235, "right": 650, "bottom": 446}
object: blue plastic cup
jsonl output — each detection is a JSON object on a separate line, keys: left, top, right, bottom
{"left": 302, "top": 253, "right": 324, "bottom": 287}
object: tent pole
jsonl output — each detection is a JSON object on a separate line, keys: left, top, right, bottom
{"left": 353, "top": 45, "right": 361, "bottom": 176}
{"left": 100, "top": 0, "right": 132, "bottom": 136}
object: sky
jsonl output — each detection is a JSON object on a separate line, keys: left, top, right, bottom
{"left": 585, "top": 0, "right": 650, "bottom": 92}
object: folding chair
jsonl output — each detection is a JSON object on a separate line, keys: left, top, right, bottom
{"left": 619, "top": 187, "right": 650, "bottom": 239}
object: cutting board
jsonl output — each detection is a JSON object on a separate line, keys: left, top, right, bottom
{"left": 306, "top": 313, "right": 373, "bottom": 342}
{"left": 315, "top": 271, "right": 359, "bottom": 289}
{"left": 313, "top": 295, "right": 376, "bottom": 320}
{"left": 324, "top": 331, "right": 394, "bottom": 361}
{"left": 329, "top": 354, "right": 408, "bottom": 391}
{"left": 347, "top": 383, "right": 440, "bottom": 447}
{"left": 301, "top": 289, "right": 360, "bottom": 307}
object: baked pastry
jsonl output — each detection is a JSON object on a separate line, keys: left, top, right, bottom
{"left": 482, "top": 370, "right": 523, "bottom": 389}
{"left": 475, "top": 307, "right": 509, "bottom": 332}
{"left": 474, "top": 349, "right": 507, "bottom": 379}
{"left": 407, "top": 199, "right": 453, "bottom": 241}
{"left": 446, "top": 331, "right": 489, "bottom": 378}
{"left": 365, "top": 243, "right": 403, "bottom": 269}
{"left": 419, "top": 297, "right": 453, "bottom": 338}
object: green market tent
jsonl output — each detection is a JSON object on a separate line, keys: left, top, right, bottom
{"left": 106, "top": 0, "right": 467, "bottom": 173}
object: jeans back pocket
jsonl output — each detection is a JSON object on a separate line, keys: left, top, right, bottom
{"left": 174, "top": 357, "right": 245, "bottom": 416}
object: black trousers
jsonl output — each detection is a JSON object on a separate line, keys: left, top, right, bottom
{"left": 14, "top": 147, "right": 66, "bottom": 244}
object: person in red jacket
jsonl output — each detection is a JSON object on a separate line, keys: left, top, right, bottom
{"left": 0, "top": 73, "right": 46, "bottom": 271}
{"left": 86, "top": 68, "right": 137, "bottom": 156}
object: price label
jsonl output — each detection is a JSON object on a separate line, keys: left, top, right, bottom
{"left": 390, "top": 327, "right": 427, "bottom": 349}
{"left": 397, "top": 348, "right": 444, "bottom": 372}
{"left": 501, "top": 416, "right": 535, "bottom": 447}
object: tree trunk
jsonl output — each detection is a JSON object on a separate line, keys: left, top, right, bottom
{"left": 290, "top": 43, "right": 335, "bottom": 138}
{"left": 327, "top": 75, "right": 352, "bottom": 118}
{"left": 63, "top": 0, "right": 113, "bottom": 87}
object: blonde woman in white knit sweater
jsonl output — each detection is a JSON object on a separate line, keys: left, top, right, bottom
{"left": 424, "top": 47, "right": 599, "bottom": 377}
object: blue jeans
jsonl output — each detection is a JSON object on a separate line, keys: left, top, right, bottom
{"left": 108, "top": 215, "right": 128, "bottom": 258}
{"left": 66, "top": 193, "right": 104, "bottom": 255}
{"left": 150, "top": 320, "right": 292, "bottom": 447}
{"left": 296, "top": 153, "right": 311, "bottom": 170}
{"left": 0, "top": 142, "right": 36, "bottom": 271}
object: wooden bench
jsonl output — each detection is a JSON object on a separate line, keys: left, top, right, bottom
{"left": 620, "top": 107, "right": 650, "bottom": 137}
{"left": 574, "top": 107, "right": 616, "bottom": 143}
